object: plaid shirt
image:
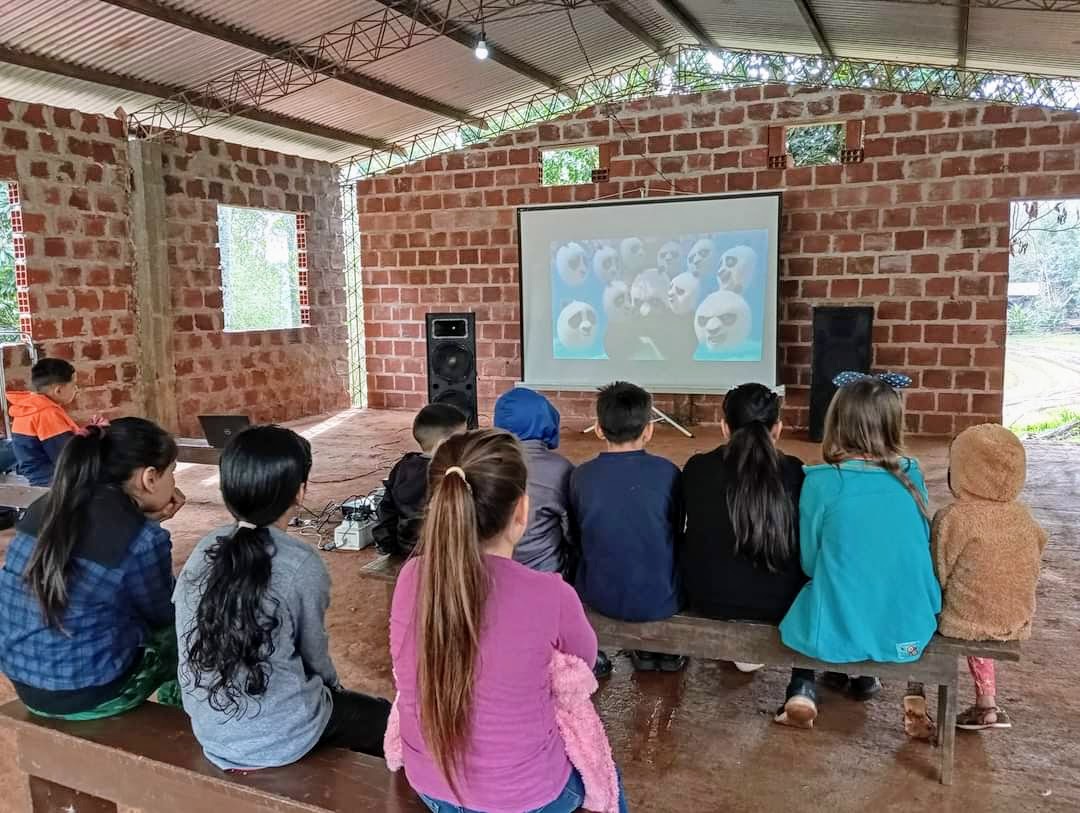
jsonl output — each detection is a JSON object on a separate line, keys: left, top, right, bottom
{"left": 0, "top": 518, "right": 175, "bottom": 691}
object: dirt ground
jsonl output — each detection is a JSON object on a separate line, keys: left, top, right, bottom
{"left": 1004, "top": 333, "right": 1080, "bottom": 428}
{"left": 0, "top": 408, "right": 1077, "bottom": 812}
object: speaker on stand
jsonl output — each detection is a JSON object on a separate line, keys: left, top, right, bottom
{"left": 425, "top": 312, "right": 478, "bottom": 429}
{"left": 809, "top": 306, "right": 874, "bottom": 442}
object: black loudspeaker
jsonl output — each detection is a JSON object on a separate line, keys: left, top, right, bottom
{"left": 425, "top": 312, "right": 478, "bottom": 429}
{"left": 809, "top": 306, "right": 874, "bottom": 442}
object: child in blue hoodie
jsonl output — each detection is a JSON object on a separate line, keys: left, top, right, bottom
{"left": 780, "top": 374, "right": 941, "bottom": 705}
{"left": 493, "top": 388, "right": 575, "bottom": 575}
{"left": 7, "top": 358, "right": 80, "bottom": 486}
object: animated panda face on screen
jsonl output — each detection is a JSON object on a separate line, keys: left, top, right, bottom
{"left": 694, "top": 290, "right": 752, "bottom": 351}
{"left": 592, "top": 245, "right": 619, "bottom": 286}
{"left": 667, "top": 271, "right": 701, "bottom": 316}
{"left": 556, "top": 242, "right": 588, "bottom": 286}
{"left": 717, "top": 245, "right": 758, "bottom": 295}
{"left": 557, "top": 300, "right": 599, "bottom": 350}
{"left": 630, "top": 269, "right": 670, "bottom": 318}
{"left": 602, "top": 280, "right": 634, "bottom": 323}
{"left": 686, "top": 238, "right": 717, "bottom": 278}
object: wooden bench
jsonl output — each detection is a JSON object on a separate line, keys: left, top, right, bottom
{"left": 359, "top": 554, "right": 1021, "bottom": 785}
{"left": 176, "top": 438, "right": 221, "bottom": 466}
{"left": 0, "top": 700, "right": 426, "bottom": 813}
{"left": 0, "top": 482, "right": 48, "bottom": 509}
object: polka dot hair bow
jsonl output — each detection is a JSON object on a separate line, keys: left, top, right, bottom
{"left": 832, "top": 371, "right": 913, "bottom": 390}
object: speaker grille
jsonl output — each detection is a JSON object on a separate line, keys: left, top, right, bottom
{"left": 433, "top": 388, "right": 475, "bottom": 422}
{"left": 809, "top": 306, "right": 874, "bottom": 442}
{"left": 431, "top": 342, "right": 473, "bottom": 384}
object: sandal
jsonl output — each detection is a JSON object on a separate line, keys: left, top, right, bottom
{"left": 956, "top": 705, "right": 1012, "bottom": 731}
{"left": 903, "top": 694, "right": 937, "bottom": 742}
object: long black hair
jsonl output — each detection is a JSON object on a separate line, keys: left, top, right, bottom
{"left": 722, "top": 384, "right": 794, "bottom": 573}
{"left": 26, "top": 417, "right": 177, "bottom": 628}
{"left": 184, "top": 425, "right": 312, "bottom": 718}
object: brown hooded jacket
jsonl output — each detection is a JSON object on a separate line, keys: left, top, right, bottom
{"left": 932, "top": 424, "right": 1047, "bottom": 641}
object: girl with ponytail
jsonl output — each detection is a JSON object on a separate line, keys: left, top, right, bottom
{"left": 390, "top": 429, "right": 627, "bottom": 812}
{"left": 681, "top": 384, "right": 816, "bottom": 726}
{"left": 780, "top": 376, "right": 941, "bottom": 721}
{"left": 175, "top": 425, "right": 389, "bottom": 770}
{"left": 0, "top": 417, "right": 184, "bottom": 719}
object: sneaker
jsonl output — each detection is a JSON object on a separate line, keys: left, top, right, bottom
{"left": 733, "top": 662, "right": 765, "bottom": 673}
{"left": 630, "top": 650, "right": 659, "bottom": 671}
{"left": 593, "top": 650, "right": 613, "bottom": 680}
{"left": 956, "top": 705, "right": 1012, "bottom": 731}
{"left": 656, "top": 654, "right": 689, "bottom": 673}
{"left": 775, "top": 677, "right": 818, "bottom": 729}
{"left": 849, "top": 676, "right": 882, "bottom": 701}
{"left": 822, "top": 671, "right": 849, "bottom": 692}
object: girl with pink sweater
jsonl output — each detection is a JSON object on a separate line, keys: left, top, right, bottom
{"left": 389, "top": 429, "right": 628, "bottom": 813}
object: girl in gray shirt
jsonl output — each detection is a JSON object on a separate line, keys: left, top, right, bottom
{"left": 174, "top": 425, "right": 389, "bottom": 770}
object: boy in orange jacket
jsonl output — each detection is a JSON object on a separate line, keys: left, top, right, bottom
{"left": 7, "top": 358, "right": 79, "bottom": 486}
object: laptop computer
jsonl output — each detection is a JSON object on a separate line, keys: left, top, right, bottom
{"left": 197, "top": 415, "right": 251, "bottom": 449}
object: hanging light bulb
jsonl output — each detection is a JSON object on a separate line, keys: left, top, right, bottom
{"left": 475, "top": 35, "right": 489, "bottom": 60}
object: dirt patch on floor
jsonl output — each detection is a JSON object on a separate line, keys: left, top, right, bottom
{"left": 0, "top": 410, "right": 1077, "bottom": 811}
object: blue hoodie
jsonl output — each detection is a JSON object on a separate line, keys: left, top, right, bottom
{"left": 493, "top": 389, "right": 575, "bottom": 573}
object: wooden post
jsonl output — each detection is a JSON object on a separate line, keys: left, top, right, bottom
{"left": 937, "top": 680, "right": 958, "bottom": 785}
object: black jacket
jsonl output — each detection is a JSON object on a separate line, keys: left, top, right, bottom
{"left": 372, "top": 453, "right": 429, "bottom": 556}
{"left": 680, "top": 448, "right": 806, "bottom": 624}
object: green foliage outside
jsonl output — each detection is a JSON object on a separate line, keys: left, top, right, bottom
{"left": 218, "top": 205, "right": 301, "bottom": 332}
{"left": 1012, "top": 407, "right": 1080, "bottom": 436}
{"left": 0, "top": 182, "right": 20, "bottom": 334}
{"left": 1007, "top": 200, "right": 1080, "bottom": 335}
{"left": 541, "top": 146, "right": 599, "bottom": 186}
{"left": 786, "top": 123, "right": 842, "bottom": 167}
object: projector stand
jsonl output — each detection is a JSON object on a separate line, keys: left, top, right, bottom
{"left": 583, "top": 406, "right": 693, "bottom": 439}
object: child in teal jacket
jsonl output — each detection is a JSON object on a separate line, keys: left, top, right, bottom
{"left": 780, "top": 375, "right": 941, "bottom": 677}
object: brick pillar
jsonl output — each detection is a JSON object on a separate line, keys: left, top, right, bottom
{"left": 129, "top": 141, "right": 178, "bottom": 433}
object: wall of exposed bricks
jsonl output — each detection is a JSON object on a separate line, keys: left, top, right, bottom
{"left": 0, "top": 95, "right": 349, "bottom": 437}
{"left": 358, "top": 84, "right": 1080, "bottom": 434}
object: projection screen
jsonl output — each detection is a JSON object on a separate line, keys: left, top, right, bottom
{"left": 517, "top": 192, "right": 782, "bottom": 394}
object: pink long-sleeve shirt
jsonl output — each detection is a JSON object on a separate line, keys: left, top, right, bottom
{"left": 390, "top": 554, "right": 598, "bottom": 812}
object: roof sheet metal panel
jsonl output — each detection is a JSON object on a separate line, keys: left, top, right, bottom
{"left": 162, "top": 0, "right": 378, "bottom": 45}
{"left": 618, "top": 0, "right": 690, "bottom": 48}
{"left": 263, "top": 77, "right": 441, "bottom": 144}
{"left": 811, "top": 0, "right": 959, "bottom": 65}
{"left": 682, "top": 0, "right": 821, "bottom": 53}
{"left": 966, "top": 7, "right": 1080, "bottom": 78}
{"left": 0, "top": 0, "right": 262, "bottom": 88}
{"left": 0, "top": 63, "right": 352, "bottom": 163}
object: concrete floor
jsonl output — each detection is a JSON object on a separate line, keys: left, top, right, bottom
{"left": 0, "top": 408, "right": 1077, "bottom": 811}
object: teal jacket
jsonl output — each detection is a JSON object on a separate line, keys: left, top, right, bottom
{"left": 779, "top": 459, "right": 942, "bottom": 664}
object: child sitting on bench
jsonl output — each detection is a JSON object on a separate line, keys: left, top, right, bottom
{"left": 681, "top": 383, "right": 815, "bottom": 726}
{"left": 0, "top": 417, "right": 184, "bottom": 719}
{"left": 373, "top": 403, "right": 468, "bottom": 556}
{"left": 389, "top": 428, "right": 628, "bottom": 812}
{"left": 925, "top": 423, "right": 1046, "bottom": 733}
{"left": 780, "top": 373, "right": 941, "bottom": 708}
{"left": 572, "top": 381, "right": 684, "bottom": 674}
{"left": 493, "top": 387, "right": 576, "bottom": 576}
{"left": 175, "top": 425, "right": 389, "bottom": 769}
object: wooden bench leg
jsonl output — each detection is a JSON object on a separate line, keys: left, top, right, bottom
{"left": 28, "top": 776, "right": 117, "bottom": 812}
{"left": 937, "top": 682, "right": 957, "bottom": 785}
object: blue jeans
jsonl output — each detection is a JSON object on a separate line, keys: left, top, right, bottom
{"left": 418, "top": 768, "right": 629, "bottom": 813}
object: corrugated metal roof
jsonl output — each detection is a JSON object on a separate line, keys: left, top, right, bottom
{"left": 0, "top": 0, "right": 1078, "bottom": 166}
{"left": 967, "top": 6, "right": 1080, "bottom": 77}
{"left": 685, "top": 0, "right": 822, "bottom": 54}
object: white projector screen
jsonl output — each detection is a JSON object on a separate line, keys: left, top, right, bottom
{"left": 518, "top": 192, "right": 782, "bottom": 394}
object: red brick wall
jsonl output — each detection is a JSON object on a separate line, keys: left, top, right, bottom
{"left": 0, "top": 96, "right": 349, "bottom": 436}
{"left": 358, "top": 85, "right": 1080, "bottom": 435}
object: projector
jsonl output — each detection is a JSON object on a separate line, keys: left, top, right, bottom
{"left": 333, "top": 517, "right": 376, "bottom": 551}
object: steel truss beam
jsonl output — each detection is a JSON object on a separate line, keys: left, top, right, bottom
{"left": 0, "top": 45, "right": 392, "bottom": 149}
{"left": 99, "top": 0, "right": 480, "bottom": 125}
{"left": 592, "top": 1, "right": 668, "bottom": 56}
{"left": 338, "top": 43, "right": 1080, "bottom": 179}
{"left": 125, "top": 1, "right": 611, "bottom": 142}
{"left": 792, "top": 0, "right": 835, "bottom": 58}
{"left": 372, "top": 1, "right": 570, "bottom": 94}
{"left": 958, "top": 0, "right": 973, "bottom": 68}
{"left": 648, "top": 0, "right": 718, "bottom": 50}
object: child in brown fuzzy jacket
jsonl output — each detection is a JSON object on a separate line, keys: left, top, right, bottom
{"left": 933, "top": 423, "right": 1047, "bottom": 731}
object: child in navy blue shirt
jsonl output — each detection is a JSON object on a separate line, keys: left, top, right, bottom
{"left": 571, "top": 381, "right": 685, "bottom": 673}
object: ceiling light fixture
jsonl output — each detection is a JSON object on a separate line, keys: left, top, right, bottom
{"left": 475, "top": 0, "right": 489, "bottom": 60}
